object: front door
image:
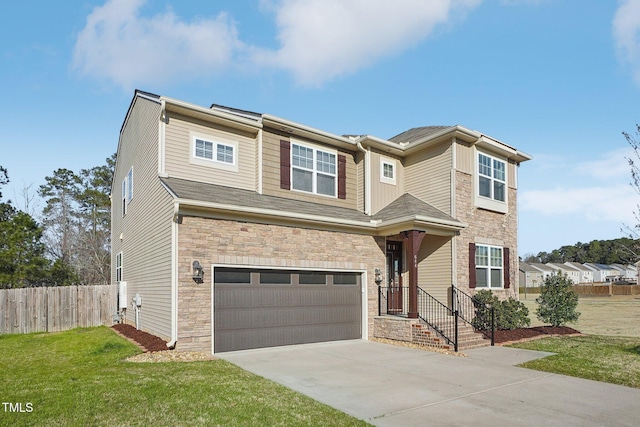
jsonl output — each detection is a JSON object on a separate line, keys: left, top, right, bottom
{"left": 386, "top": 241, "right": 403, "bottom": 313}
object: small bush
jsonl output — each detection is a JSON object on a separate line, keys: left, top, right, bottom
{"left": 499, "top": 298, "right": 530, "bottom": 330}
{"left": 536, "top": 272, "right": 580, "bottom": 327}
{"left": 471, "top": 289, "right": 530, "bottom": 331}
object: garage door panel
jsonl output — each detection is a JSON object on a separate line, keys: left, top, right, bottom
{"left": 214, "top": 272, "right": 362, "bottom": 352}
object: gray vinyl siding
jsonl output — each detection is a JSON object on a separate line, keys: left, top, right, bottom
{"left": 418, "top": 236, "right": 452, "bottom": 304}
{"left": 261, "top": 130, "right": 358, "bottom": 209}
{"left": 112, "top": 96, "right": 173, "bottom": 341}
{"left": 164, "top": 113, "right": 257, "bottom": 191}
{"left": 404, "top": 142, "right": 453, "bottom": 215}
{"left": 370, "top": 150, "right": 405, "bottom": 215}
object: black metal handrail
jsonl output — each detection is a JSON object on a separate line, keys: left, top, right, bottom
{"left": 452, "top": 285, "right": 495, "bottom": 346}
{"left": 416, "top": 287, "right": 459, "bottom": 352}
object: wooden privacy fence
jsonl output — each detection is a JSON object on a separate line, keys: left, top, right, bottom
{"left": 0, "top": 285, "right": 117, "bottom": 334}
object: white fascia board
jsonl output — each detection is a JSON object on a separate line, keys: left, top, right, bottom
{"left": 262, "top": 114, "right": 357, "bottom": 150}
{"left": 161, "top": 96, "right": 263, "bottom": 131}
{"left": 374, "top": 214, "right": 467, "bottom": 236}
{"left": 175, "top": 199, "right": 378, "bottom": 231}
{"left": 356, "top": 135, "right": 405, "bottom": 156}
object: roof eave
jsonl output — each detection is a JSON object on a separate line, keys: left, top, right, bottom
{"left": 262, "top": 114, "right": 357, "bottom": 151}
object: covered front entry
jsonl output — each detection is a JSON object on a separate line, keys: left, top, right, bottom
{"left": 213, "top": 267, "right": 363, "bottom": 352}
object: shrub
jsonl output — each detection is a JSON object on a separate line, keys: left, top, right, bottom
{"left": 499, "top": 298, "right": 530, "bottom": 330}
{"left": 471, "top": 289, "right": 530, "bottom": 331}
{"left": 471, "top": 290, "right": 498, "bottom": 331}
{"left": 536, "top": 272, "right": 580, "bottom": 327}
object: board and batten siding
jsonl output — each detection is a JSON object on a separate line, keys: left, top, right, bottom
{"left": 112, "top": 96, "right": 174, "bottom": 341}
{"left": 369, "top": 150, "right": 405, "bottom": 215}
{"left": 164, "top": 113, "right": 258, "bottom": 191}
{"left": 261, "top": 130, "right": 359, "bottom": 209}
{"left": 404, "top": 142, "right": 453, "bottom": 215}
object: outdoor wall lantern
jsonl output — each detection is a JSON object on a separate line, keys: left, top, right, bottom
{"left": 192, "top": 260, "right": 204, "bottom": 284}
{"left": 374, "top": 268, "right": 383, "bottom": 285}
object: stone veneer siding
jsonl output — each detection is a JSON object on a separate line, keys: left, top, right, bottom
{"left": 176, "top": 216, "right": 386, "bottom": 352}
{"left": 454, "top": 170, "right": 519, "bottom": 300}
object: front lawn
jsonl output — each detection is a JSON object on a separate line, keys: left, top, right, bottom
{"left": 0, "top": 327, "right": 369, "bottom": 426}
{"left": 509, "top": 335, "right": 640, "bottom": 388}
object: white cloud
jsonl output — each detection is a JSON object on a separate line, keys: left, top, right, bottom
{"left": 613, "top": 0, "right": 640, "bottom": 86}
{"left": 520, "top": 184, "right": 637, "bottom": 223}
{"left": 253, "top": 0, "right": 481, "bottom": 86}
{"left": 72, "top": 0, "right": 482, "bottom": 89}
{"left": 72, "top": 0, "right": 243, "bottom": 90}
{"left": 572, "top": 147, "right": 634, "bottom": 180}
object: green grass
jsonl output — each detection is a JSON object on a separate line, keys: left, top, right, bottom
{"left": 509, "top": 335, "right": 640, "bottom": 388}
{"left": 0, "top": 327, "right": 370, "bottom": 427}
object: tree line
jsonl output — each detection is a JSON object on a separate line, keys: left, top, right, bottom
{"left": 521, "top": 238, "right": 638, "bottom": 265}
{"left": 0, "top": 156, "right": 115, "bottom": 289}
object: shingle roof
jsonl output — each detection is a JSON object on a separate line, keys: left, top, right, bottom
{"left": 372, "top": 193, "right": 457, "bottom": 223}
{"left": 159, "top": 177, "right": 463, "bottom": 230}
{"left": 160, "top": 177, "right": 371, "bottom": 223}
{"left": 388, "top": 126, "right": 453, "bottom": 144}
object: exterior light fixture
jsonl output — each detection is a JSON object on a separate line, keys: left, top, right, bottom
{"left": 192, "top": 260, "right": 204, "bottom": 283}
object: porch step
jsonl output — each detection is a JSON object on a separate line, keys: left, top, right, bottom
{"left": 412, "top": 321, "right": 491, "bottom": 352}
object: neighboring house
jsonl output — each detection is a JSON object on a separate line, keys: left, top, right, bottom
{"left": 519, "top": 262, "right": 544, "bottom": 287}
{"left": 111, "top": 90, "right": 531, "bottom": 354}
{"left": 546, "top": 263, "right": 581, "bottom": 285}
{"left": 564, "top": 262, "right": 594, "bottom": 284}
{"left": 529, "top": 263, "right": 556, "bottom": 282}
{"left": 584, "top": 263, "right": 617, "bottom": 283}
{"left": 610, "top": 264, "right": 637, "bottom": 283}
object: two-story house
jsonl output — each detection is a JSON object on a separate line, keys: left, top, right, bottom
{"left": 111, "top": 90, "right": 531, "bottom": 354}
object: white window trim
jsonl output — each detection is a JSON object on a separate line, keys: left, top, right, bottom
{"left": 121, "top": 167, "right": 133, "bottom": 217}
{"left": 380, "top": 157, "right": 396, "bottom": 185}
{"left": 116, "top": 252, "right": 123, "bottom": 282}
{"left": 190, "top": 132, "right": 239, "bottom": 172}
{"left": 474, "top": 149, "right": 508, "bottom": 213}
{"left": 475, "top": 244, "right": 503, "bottom": 289}
{"left": 290, "top": 140, "right": 337, "bottom": 198}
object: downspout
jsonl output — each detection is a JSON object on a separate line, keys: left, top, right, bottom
{"left": 356, "top": 141, "right": 371, "bottom": 215}
{"left": 167, "top": 202, "right": 179, "bottom": 349}
{"left": 158, "top": 99, "right": 167, "bottom": 177}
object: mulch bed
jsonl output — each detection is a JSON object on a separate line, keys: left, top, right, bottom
{"left": 491, "top": 326, "right": 581, "bottom": 344}
{"left": 112, "top": 323, "right": 169, "bottom": 352}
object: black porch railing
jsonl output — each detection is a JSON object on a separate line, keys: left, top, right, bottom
{"left": 452, "top": 285, "right": 495, "bottom": 346}
{"left": 378, "top": 285, "right": 496, "bottom": 351}
{"left": 416, "top": 287, "right": 458, "bottom": 352}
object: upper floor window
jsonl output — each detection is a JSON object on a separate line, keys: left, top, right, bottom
{"left": 478, "top": 153, "right": 505, "bottom": 202}
{"left": 291, "top": 143, "right": 336, "bottom": 197}
{"left": 380, "top": 157, "right": 396, "bottom": 185}
{"left": 195, "top": 138, "right": 235, "bottom": 165}
{"left": 122, "top": 167, "right": 133, "bottom": 216}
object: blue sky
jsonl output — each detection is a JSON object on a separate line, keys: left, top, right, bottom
{"left": 1, "top": 0, "right": 640, "bottom": 257}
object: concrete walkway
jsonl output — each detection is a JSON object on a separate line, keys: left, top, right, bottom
{"left": 219, "top": 340, "right": 640, "bottom": 426}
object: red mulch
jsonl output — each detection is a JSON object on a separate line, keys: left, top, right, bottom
{"left": 112, "top": 323, "right": 169, "bottom": 352}
{"left": 491, "top": 326, "right": 581, "bottom": 344}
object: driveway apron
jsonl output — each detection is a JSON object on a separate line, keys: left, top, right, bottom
{"left": 219, "top": 340, "right": 640, "bottom": 426}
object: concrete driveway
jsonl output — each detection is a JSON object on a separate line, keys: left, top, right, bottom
{"left": 219, "top": 340, "right": 640, "bottom": 426}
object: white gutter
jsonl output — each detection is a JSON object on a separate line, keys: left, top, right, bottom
{"left": 262, "top": 114, "right": 356, "bottom": 149}
{"left": 175, "top": 198, "right": 380, "bottom": 230}
{"left": 161, "top": 96, "right": 263, "bottom": 130}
